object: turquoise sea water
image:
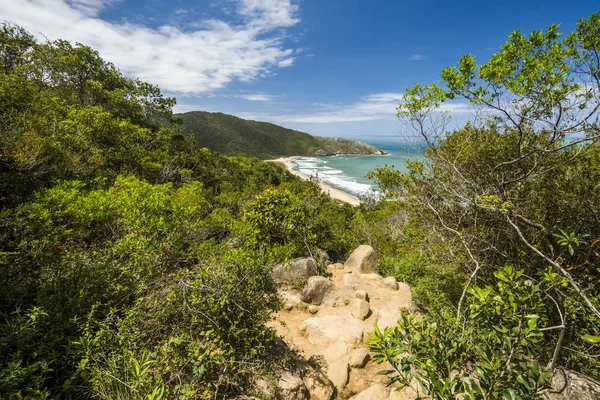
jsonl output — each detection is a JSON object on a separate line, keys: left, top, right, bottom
{"left": 291, "top": 139, "right": 423, "bottom": 198}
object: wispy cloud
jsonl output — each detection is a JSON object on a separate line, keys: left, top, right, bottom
{"left": 408, "top": 53, "right": 426, "bottom": 61}
{"left": 237, "top": 94, "right": 276, "bottom": 101}
{"left": 67, "top": 0, "right": 119, "bottom": 16}
{"left": 239, "top": 92, "right": 405, "bottom": 123}
{"left": 1, "top": 0, "right": 300, "bottom": 94}
{"left": 237, "top": 92, "right": 471, "bottom": 123}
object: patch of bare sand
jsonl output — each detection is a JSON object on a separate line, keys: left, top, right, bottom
{"left": 267, "top": 264, "right": 418, "bottom": 399}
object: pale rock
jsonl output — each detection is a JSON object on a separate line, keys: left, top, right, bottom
{"left": 328, "top": 262, "right": 344, "bottom": 270}
{"left": 283, "top": 302, "right": 294, "bottom": 311}
{"left": 303, "top": 370, "right": 335, "bottom": 400}
{"left": 360, "top": 273, "right": 383, "bottom": 281}
{"left": 308, "top": 305, "right": 319, "bottom": 314}
{"left": 388, "top": 386, "right": 419, "bottom": 399}
{"left": 327, "top": 360, "right": 349, "bottom": 392}
{"left": 346, "top": 369, "right": 371, "bottom": 396}
{"left": 300, "top": 316, "right": 364, "bottom": 345}
{"left": 277, "top": 373, "right": 309, "bottom": 400}
{"left": 318, "top": 342, "right": 354, "bottom": 364}
{"left": 279, "top": 291, "right": 302, "bottom": 306}
{"left": 382, "top": 276, "right": 399, "bottom": 290}
{"left": 252, "top": 377, "right": 276, "bottom": 399}
{"left": 323, "top": 293, "right": 353, "bottom": 307}
{"left": 272, "top": 257, "right": 318, "bottom": 285}
{"left": 343, "top": 273, "right": 361, "bottom": 287}
{"left": 355, "top": 290, "right": 369, "bottom": 302}
{"left": 349, "top": 384, "right": 390, "bottom": 400}
{"left": 301, "top": 276, "right": 333, "bottom": 305}
{"left": 297, "top": 301, "right": 309, "bottom": 310}
{"left": 542, "top": 368, "right": 600, "bottom": 400}
{"left": 348, "top": 348, "right": 370, "bottom": 368}
{"left": 344, "top": 245, "right": 377, "bottom": 274}
{"left": 351, "top": 298, "right": 370, "bottom": 320}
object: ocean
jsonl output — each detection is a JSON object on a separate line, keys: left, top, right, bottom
{"left": 291, "top": 139, "right": 423, "bottom": 198}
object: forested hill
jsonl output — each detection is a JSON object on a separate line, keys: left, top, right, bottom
{"left": 176, "top": 110, "right": 387, "bottom": 159}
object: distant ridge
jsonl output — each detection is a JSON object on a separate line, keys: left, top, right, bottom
{"left": 176, "top": 111, "right": 387, "bottom": 159}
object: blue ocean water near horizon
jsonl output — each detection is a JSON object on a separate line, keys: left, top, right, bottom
{"left": 291, "top": 138, "right": 423, "bottom": 198}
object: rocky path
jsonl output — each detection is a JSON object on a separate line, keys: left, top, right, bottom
{"left": 266, "top": 246, "right": 419, "bottom": 400}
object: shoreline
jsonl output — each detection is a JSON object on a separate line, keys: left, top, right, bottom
{"left": 268, "top": 156, "right": 361, "bottom": 206}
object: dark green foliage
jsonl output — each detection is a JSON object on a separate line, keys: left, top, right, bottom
{"left": 177, "top": 110, "right": 384, "bottom": 159}
{"left": 0, "top": 24, "right": 361, "bottom": 398}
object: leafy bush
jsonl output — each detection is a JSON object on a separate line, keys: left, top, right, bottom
{"left": 369, "top": 266, "right": 553, "bottom": 399}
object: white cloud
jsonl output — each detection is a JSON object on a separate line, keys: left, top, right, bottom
{"left": 237, "top": 93, "right": 275, "bottom": 101}
{"left": 67, "top": 0, "right": 116, "bottom": 16}
{"left": 408, "top": 53, "right": 426, "bottom": 61}
{"left": 0, "top": 0, "right": 300, "bottom": 94}
{"left": 237, "top": 92, "right": 472, "bottom": 123}
{"left": 238, "top": 0, "right": 300, "bottom": 31}
{"left": 277, "top": 58, "right": 295, "bottom": 67}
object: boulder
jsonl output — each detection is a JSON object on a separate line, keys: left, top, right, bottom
{"left": 355, "top": 290, "right": 369, "bottom": 302}
{"left": 323, "top": 293, "right": 353, "bottom": 307}
{"left": 348, "top": 348, "right": 370, "bottom": 368}
{"left": 344, "top": 245, "right": 377, "bottom": 274}
{"left": 301, "top": 276, "right": 333, "bottom": 305}
{"left": 279, "top": 291, "right": 302, "bottom": 307}
{"left": 317, "top": 342, "right": 354, "bottom": 364}
{"left": 252, "top": 376, "right": 276, "bottom": 399}
{"left": 343, "top": 273, "right": 361, "bottom": 287}
{"left": 327, "top": 360, "right": 349, "bottom": 392}
{"left": 542, "top": 368, "right": 600, "bottom": 400}
{"left": 360, "top": 273, "right": 383, "bottom": 281}
{"left": 272, "top": 257, "right": 318, "bottom": 286}
{"left": 277, "top": 372, "right": 309, "bottom": 400}
{"left": 351, "top": 298, "right": 370, "bottom": 320}
{"left": 383, "top": 276, "right": 399, "bottom": 290}
{"left": 349, "top": 384, "right": 389, "bottom": 400}
{"left": 308, "top": 305, "right": 319, "bottom": 314}
{"left": 303, "top": 370, "right": 335, "bottom": 400}
{"left": 300, "top": 316, "right": 364, "bottom": 345}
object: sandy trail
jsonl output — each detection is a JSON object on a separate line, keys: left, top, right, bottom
{"left": 268, "top": 156, "right": 360, "bottom": 206}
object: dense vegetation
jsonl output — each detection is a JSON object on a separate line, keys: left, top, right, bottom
{"left": 368, "top": 12, "right": 600, "bottom": 398}
{"left": 0, "top": 24, "right": 370, "bottom": 399}
{"left": 177, "top": 111, "right": 385, "bottom": 159}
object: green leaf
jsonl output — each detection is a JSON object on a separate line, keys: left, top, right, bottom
{"left": 582, "top": 335, "right": 600, "bottom": 344}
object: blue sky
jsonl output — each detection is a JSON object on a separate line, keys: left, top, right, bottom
{"left": 2, "top": 0, "right": 598, "bottom": 138}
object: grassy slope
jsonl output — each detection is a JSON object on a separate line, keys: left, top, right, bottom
{"left": 176, "top": 111, "right": 384, "bottom": 159}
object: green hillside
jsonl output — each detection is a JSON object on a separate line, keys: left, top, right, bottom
{"left": 176, "top": 111, "right": 386, "bottom": 159}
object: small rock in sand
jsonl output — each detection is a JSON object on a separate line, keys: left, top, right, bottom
{"left": 301, "top": 276, "right": 333, "bottom": 305}
{"left": 348, "top": 348, "right": 370, "bottom": 368}
{"left": 383, "top": 276, "right": 399, "bottom": 290}
{"left": 355, "top": 290, "right": 369, "bottom": 302}
{"left": 327, "top": 360, "right": 349, "bottom": 392}
{"left": 351, "top": 298, "right": 370, "bottom": 320}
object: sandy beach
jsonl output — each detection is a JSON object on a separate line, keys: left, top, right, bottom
{"left": 269, "top": 156, "right": 360, "bottom": 206}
